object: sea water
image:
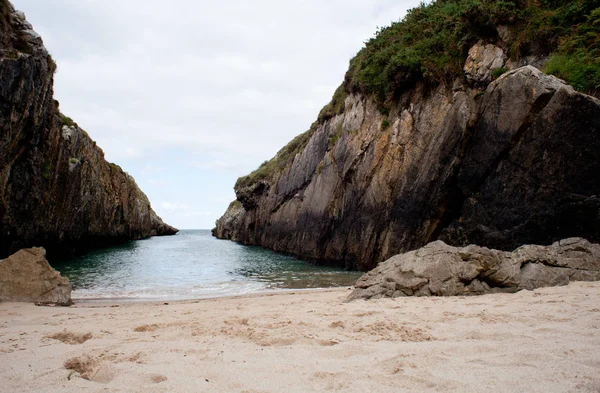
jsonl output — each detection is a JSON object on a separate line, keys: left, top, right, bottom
{"left": 51, "top": 230, "right": 361, "bottom": 301}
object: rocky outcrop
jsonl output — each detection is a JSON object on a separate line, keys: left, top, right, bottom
{"left": 463, "top": 41, "right": 507, "bottom": 83}
{"left": 215, "top": 63, "right": 600, "bottom": 270}
{"left": 347, "top": 238, "right": 600, "bottom": 300}
{"left": 0, "top": 247, "right": 72, "bottom": 305}
{"left": 0, "top": 1, "right": 177, "bottom": 259}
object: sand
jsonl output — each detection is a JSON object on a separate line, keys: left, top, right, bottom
{"left": 1, "top": 282, "right": 599, "bottom": 393}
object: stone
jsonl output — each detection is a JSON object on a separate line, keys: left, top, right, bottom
{"left": 0, "top": 247, "right": 72, "bottom": 306}
{"left": 463, "top": 41, "right": 507, "bottom": 83}
{"left": 347, "top": 238, "right": 600, "bottom": 301}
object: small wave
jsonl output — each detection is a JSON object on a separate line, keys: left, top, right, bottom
{"left": 72, "top": 281, "right": 268, "bottom": 301}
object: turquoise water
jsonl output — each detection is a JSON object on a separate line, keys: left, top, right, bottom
{"left": 51, "top": 230, "right": 361, "bottom": 301}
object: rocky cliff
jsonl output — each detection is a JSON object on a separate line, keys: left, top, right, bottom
{"left": 214, "top": 2, "right": 600, "bottom": 271}
{"left": 0, "top": 1, "right": 177, "bottom": 259}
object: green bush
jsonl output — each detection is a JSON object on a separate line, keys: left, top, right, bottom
{"left": 492, "top": 67, "right": 509, "bottom": 79}
{"left": 228, "top": 200, "right": 243, "bottom": 210}
{"left": 60, "top": 113, "right": 75, "bottom": 127}
{"left": 236, "top": 128, "right": 316, "bottom": 189}
{"left": 336, "top": 0, "right": 600, "bottom": 103}
{"left": 318, "top": 85, "right": 348, "bottom": 122}
{"left": 543, "top": 7, "right": 600, "bottom": 95}
{"left": 381, "top": 119, "right": 391, "bottom": 130}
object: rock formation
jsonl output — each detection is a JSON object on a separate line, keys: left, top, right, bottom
{"left": 0, "top": 247, "right": 72, "bottom": 305}
{"left": 0, "top": 1, "right": 177, "bottom": 259}
{"left": 347, "top": 238, "right": 600, "bottom": 300}
{"left": 214, "top": 62, "right": 600, "bottom": 271}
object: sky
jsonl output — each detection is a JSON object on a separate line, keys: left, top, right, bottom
{"left": 12, "top": 0, "right": 419, "bottom": 229}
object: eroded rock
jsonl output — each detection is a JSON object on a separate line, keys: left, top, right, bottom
{"left": 347, "top": 238, "right": 600, "bottom": 301}
{"left": 464, "top": 41, "right": 507, "bottom": 83}
{"left": 0, "top": 2, "right": 177, "bottom": 259}
{"left": 215, "top": 64, "right": 600, "bottom": 271}
{"left": 0, "top": 247, "right": 72, "bottom": 306}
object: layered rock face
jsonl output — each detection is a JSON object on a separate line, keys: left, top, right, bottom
{"left": 215, "top": 62, "right": 600, "bottom": 270}
{"left": 0, "top": 1, "right": 177, "bottom": 259}
{"left": 347, "top": 238, "right": 600, "bottom": 300}
{"left": 0, "top": 247, "right": 72, "bottom": 305}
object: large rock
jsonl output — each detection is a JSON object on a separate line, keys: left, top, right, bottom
{"left": 463, "top": 41, "right": 507, "bottom": 83}
{"left": 214, "top": 64, "right": 600, "bottom": 271}
{"left": 0, "top": 1, "right": 177, "bottom": 259}
{"left": 0, "top": 247, "right": 72, "bottom": 306}
{"left": 347, "top": 238, "right": 600, "bottom": 301}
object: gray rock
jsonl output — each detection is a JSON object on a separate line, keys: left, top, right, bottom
{"left": 347, "top": 238, "right": 600, "bottom": 301}
{"left": 0, "top": 248, "right": 72, "bottom": 306}
{"left": 214, "top": 63, "right": 600, "bottom": 271}
{"left": 463, "top": 41, "right": 507, "bottom": 83}
{"left": 0, "top": 2, "right": 178, "bottom": 259}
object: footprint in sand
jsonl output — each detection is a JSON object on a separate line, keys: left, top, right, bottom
{"left": 46, "top": 331, "right": 93, "bottom": 345}
{"left": 150, "top": 374, "right": 168, "bottom": 384}
{"left": 133, "top": 324, "right": 160, "bottom": 332}
{"left": 64, "top": 355, "right": 114, "bottom": 383}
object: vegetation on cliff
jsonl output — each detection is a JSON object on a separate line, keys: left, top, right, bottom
{"left": 344, "top": 0, "right": 599, "bottom": 105}
{"left": 236, "top": 0, "right": 599, "bottom": 190}
{"left": 235, "top": 127, "right": 315, "bottom": 189}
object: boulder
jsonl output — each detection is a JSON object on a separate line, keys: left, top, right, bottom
{"left": 347, "top": 238, "right": 600, "bottom": 301}
{"left": 463, "top": 41, "right": 507, "bottom": 83}
{"left": 0, "top": 247, "right": 72, "bottom": 306}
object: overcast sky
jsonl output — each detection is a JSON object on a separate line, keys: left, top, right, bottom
{"left": 12, "top": 0, "right": 418, "bottom": 229}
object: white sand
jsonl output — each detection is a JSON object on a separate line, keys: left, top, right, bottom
{"left": 1, "top": 282, "right": 599, "bottom": 393}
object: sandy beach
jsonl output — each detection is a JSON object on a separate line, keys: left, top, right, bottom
{"left": 1, "top": 282, "right": 599, "bottom": 393}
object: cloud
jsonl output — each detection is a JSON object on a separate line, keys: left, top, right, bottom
{"left": 186, "top": 160, "right": 244, "bottom": 172}
{"left": 160, "top": 202, "right": 191, "bottom": 212}
{"left": 12, "top": 0, "right": 419, "bottom": 228}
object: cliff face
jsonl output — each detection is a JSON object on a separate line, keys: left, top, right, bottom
{"left": 0, "top": 1, "right": 177, "bottom": 259}
{"left": 215, "top": 59, "right": 600, "bottom": 270}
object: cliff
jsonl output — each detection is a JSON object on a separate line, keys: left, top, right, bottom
{"left": 214, "top": 1, "right": 600, "bottom": 271}
{"left": 0, "top": 1, "right": 177, "bottom": 259}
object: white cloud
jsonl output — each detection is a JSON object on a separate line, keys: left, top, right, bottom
{"left": 12, "top": 0, "right": 420, "bottom": 228}
{"left": 160, "top": 202, "right": 191, "bottom": 212}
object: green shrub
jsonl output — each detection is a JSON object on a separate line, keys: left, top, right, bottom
{"left": 492, "top": 67, "right": 509, "bottom": 79}
{"left": 543, "top": 7, "right": 600, "bottom": 96}
{"left": 60, "top": 113, "right": 75, "bottom": 127}
{"left": 329, "top": 128, "right": 342, "bottom": 148}
{"left": 335, "top": 0, "right": 600, "bottom": 104}
{"left": 381, "top": 119, "right": 390, "bottom": 130}
{"left": 228, "top": 200, "right": 243, "bottom": 210}
{"left": 235, "top": 128, "right": 315, "bottom": 189}
{"left": 317, "top": 85, "right": 348, "bottom": 122}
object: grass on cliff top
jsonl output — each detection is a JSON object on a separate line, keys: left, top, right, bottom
{"left": 235, "top": 128, "right": 315, "bottom": 189}
{"left": 336, "top": 0, "right": 600, "bottom": 106}
{"left": 238, "top": 0, "right": 600, "bottom": 188}
{"left": 60, "top": 113, "right": 75, "bottom": 127}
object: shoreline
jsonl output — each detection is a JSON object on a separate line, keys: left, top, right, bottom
{"left": 2, "top": 282, "right": 599, "bottom": 392}
{"left": 69, "top": 286, "right": 353, "bottom": 305}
